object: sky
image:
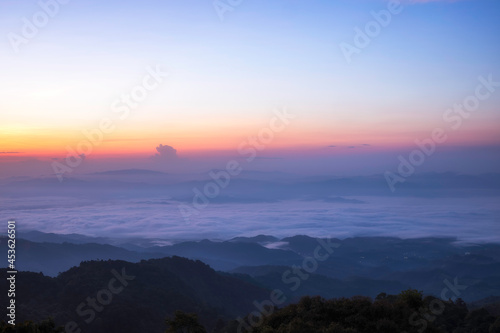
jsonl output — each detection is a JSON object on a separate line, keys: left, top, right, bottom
{"left": 1, "top": 0, "right": 499, "bottom": 177}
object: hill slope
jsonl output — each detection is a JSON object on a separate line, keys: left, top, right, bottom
{"left": 0, "top": 257, "right": 270, "bottom": 333}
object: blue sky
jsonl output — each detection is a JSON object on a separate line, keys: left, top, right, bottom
{"left": 0, "top": 0, "right": 499, "bottom": 176}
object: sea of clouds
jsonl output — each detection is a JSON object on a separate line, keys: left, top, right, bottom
{"left": 1, "top": 195, "right": 499, "bottom": 244}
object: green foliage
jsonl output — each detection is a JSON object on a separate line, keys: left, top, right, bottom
{"left": 398, "top": 289, "right": 424, "bottom": 309}
{"left": 490, "top": 317, "right": 500, "bottom": 333}
{"left": 0, "top": 319, "right": 64, "bottom": 333}
{"left": 219, "top": 294, "right": 500, "bottom": 333}
{"left": 165, "top": 311, "right": 207, "bottom": 333}
{"left": 0, "top": 258, "right": 269, "bottom": 333}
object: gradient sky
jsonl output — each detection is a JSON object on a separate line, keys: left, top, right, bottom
{"left": 0, "top": 0, "right": 499, "bottom": 176}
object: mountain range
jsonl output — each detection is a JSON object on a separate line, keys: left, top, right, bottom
{"left": 2, "top": 232, "right": 500, "bottom": 303}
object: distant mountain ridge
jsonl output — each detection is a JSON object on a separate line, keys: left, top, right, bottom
{"left": 3, "top": 172, "right": 500, "bottom": 200}
{"left": 2, "top": 231, "right": 500, "bottom": 303}
{"left": 90, "top": 168, "right": 168, "bottom": 175}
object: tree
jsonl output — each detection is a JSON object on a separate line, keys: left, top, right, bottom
{"left": 398, "top": 289, "right": 423, "bottom": 309}
{"left": 165, "top": 311, "right": 207, "bottom": 333}
{"left": 490, "top": 317, "right": 500, "bottom": 333}
{"left": 0, "top": 319, "right": 64, "bottom": 332}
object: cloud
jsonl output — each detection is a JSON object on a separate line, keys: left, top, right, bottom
{"left": 0, "top": 152, "right": 21, "bottom": 154}
{"left": 327, "top": 145, "right": 337, "bottom": 148}
{"left": 151, "top": 144, "right": 178, "bottom": 161}
{"left": 2, "top": 195, "right": 499, "bottom": 243}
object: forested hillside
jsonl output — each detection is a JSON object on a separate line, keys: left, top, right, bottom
{"left": 1, "top": 257, "right": 500, "bottom": 332}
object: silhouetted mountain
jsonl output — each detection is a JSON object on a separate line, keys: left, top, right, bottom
{"left": 4, "top": 172, "right": 500, "bottom": 200}
{"left": 18, "top": 230, "right": 111, "bottom": 245}
{"left": 91, "top": 169, "right": 168, "bottom": 175}
{"left": 231, "top": 265, "right": 409, "bottom": 303}
{"left": 148, "top": 239, "right": 302, "bottom": 271}
{"left": 228, "top": 235, "right": 279, "bottom": 244}
{"left": 0, "top": 237, "right": 165, "bottom": 276}
{"left": 0, "top": 257, "right": 270, "bottom": 333}
{"left": 301, "top": 195, "right": 366, "bottom": 204}
{"left": 3, "top": 233, "right": 500, "bottom": 303}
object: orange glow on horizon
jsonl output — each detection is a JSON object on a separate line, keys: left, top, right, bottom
{"left": 1, "top": 121, "right": 499, "bottom": 159}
